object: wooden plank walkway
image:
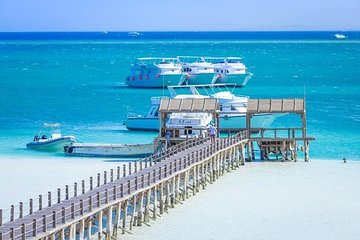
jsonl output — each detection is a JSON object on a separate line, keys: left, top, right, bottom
{"left": 0, "top": 132, "right": 248, "bottom": 240}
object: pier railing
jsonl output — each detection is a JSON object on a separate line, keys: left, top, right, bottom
{"left": 0, "top": 131, "right": 248, "bottom": 240}
{"left": 0, "top": 135, "right": 209, "bottom": 226}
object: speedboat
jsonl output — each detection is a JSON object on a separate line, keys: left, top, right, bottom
{"left": 178, "top": 56, "right": 215, "bottom": 85}
{"left": 126, "top": 58, "right": 182, "bottom": 88}
{"left": 26, "top": 123, "right": 76, "bottom": 152}
{"left": 211, "top": 57, "right": 252, "bottom": 86}
{"left": 334, "top": 34, "right": 346, "bottom": 39}
{"left": 125, "top": 84, "right": 280, "bottom": 132}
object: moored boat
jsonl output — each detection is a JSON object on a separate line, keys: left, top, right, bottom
{"left": 64, "top": 143, "right": 153, "bottom": 158}
{"left": 26, "top": 124, "right": 76, "bottom": 152}
{"left": 125, "top": 84, "right": 281, "bottom": 132}
{"left": 126, "top": 58, "right": 182, "bottom": 88}
{"left": 211, "top": 57, "right": 252, "bottom": 86}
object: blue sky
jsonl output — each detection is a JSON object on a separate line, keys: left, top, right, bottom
{"left": 0, "top": 0, "right": 359, "bottom": 31}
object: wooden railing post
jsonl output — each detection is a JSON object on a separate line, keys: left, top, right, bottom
{"left": 29, "top": 198, "right": 33, "bottom": 215}
{"left": 32, "top": 219, "right": 37, "bottom": 237}
{"left": 90, "top": 177, "right": 93, "bottom": 190}
{"left": 123, "top": 164, "right": 126, "bottom": 177}
{"left": 97, "top": 173, "right": 101, "bottom": 187}
{"left": 105, "top": 189, "right": 109, "bottom": 204}
{"left": 57, "top": 188, "right": 61, "bottom": 203}
{"left": 89, "top": 196, "right": 92, "bottom": 212}
{"left": 19, "top": 202, "right": 23, "bottom": 219}
{"left": 65, "top": 185, "right": 69, "bottom": 200}
{"left": 80, "top": 200, "right": 84, "bottom": 215}
{"left": 0, "top": 209, "right": 2, "bottom": 226}
{"left": 117, "top": 166, "right": 120, "bottom": 179}
{"left": 21, "top": 223, "right": 25, "bottom": 240}
{"left": 97, "top": 192, "right": 101, "bottom": 207}
{"left": 113, "top": 186, "right": 117, "bottom": 200}
{"left": 135, "top": 177, "right": 138, "bottom": 191}
{"left": 71, "top": 203, "right": 75, "bottom": 219}
{"left": 110, "top": 169, "right": 114, "bottom": 182}
{"left": 48, "top": 191, "right": 51, "bottom": 207}
{"left": 38, "top": 195, "right": 42, "bottom": 211}
{"left": 104, "top": 171, "right": 107, "bottom": 184}
{"left": 129, "top": 163, "right": 132, "bottom": 175}
{"left": 120, "top": 183, "right": 124, "bottom": 198}
{"left": 135, "top": 161, "right": 138, "bottom": 173}
{"left": 10, "top": 205, "right": 15, "bottom": 222}
{"left": 62, "top": 207, "right": 66, "bottom": 224}
{"left": 82, "top": 180, "right": 85, "bottom": 194}
{"left": 74, "top": 183, "right": 77, "bottom": 197}
{"left": 52, "top": 211, "right": 56, "bottom": 228}
{"left": 128, "top": 180, "right": 131, "bottom": 194}
{"left": 42, "top": 215, "right": 47, "bottom": 232}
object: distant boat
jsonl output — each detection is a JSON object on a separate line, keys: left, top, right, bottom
{"left": 128, "top": 31, "right": 141, "bottom": 37}
{"left": 26, "top": 123, "right": 76, "bottom": 152}
{"left": 334, "top": 34, "right": 346, "bottom": 39}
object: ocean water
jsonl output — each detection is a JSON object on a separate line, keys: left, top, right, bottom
{"left": 0, "top": 32, "right": 359, "bottom": 160}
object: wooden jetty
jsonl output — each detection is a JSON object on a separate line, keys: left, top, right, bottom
{"left": 0, "top": 98, "right": 314, "bottom": 240}
{"left": 0, "top": 133, "right": 248, "bottom": 240}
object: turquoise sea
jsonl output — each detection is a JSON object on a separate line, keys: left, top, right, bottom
{"left": 0, "top": 32, "right": 359, "bottom": 160}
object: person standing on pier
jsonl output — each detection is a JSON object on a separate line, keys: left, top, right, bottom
{"left": 209, "top": 124, "right": 217, "bottom": 140}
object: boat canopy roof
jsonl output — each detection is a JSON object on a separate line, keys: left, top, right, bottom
{"left": 159, "top": 98, "right": 219, "bottom": 113}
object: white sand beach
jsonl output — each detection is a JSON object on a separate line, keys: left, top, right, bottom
{"left": 0, "top": 155, "right": 129, "bottom": 219}
{"left": 1, "top": 156, "right": 359, "bottom": 240}
{"left": 125, "top": 160, "right": 360, "bottom": 240}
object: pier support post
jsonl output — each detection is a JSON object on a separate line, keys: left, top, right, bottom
{"left": 144, "top": 189, "right": 151, "bottom": 222}
{"left": 129, "top": 196, "right": 136, "bottom": 230}
{"left": 152, "top": 186, "right": 157, "bottom": 220}
{"left": 97, "top": 210, "right": 103, "bottom": 239}
{"left": 106, "top": 206, "right": 113, "bottom": 239}
{"left": 122, "top": 200, "right": 128, "bottom": 234}
{"left": 79, "top": 219, "right": 85, "bottom": 240}
{"left": 137, "top": 193, "right": 144, "bottom": 226}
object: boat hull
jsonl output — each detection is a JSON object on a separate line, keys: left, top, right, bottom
{"left": 126, "top": 114, "right": 279, "bottom": 132}
{"left": 215, "top": 73, "right": 252, "bottom": 86}
{"left": 26, "top": 136, "right": 76, "bottom": 152}
{"left": 126, "top": 74, "right": 182, "bottom": 88}
{"left": 64, "top": 143, "right": 153, "bottom": 158}
{"left": 185, "top": 73, "right": 216, "bottom": 85}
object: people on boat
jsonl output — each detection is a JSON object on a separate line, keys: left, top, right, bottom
{"left": 41, "top": 135, "right": 47, "bottom": 140}
{"left": 33, "top": 135, "right": 39, "bottom": 142}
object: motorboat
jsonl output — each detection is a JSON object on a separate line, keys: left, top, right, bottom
{"left": 26, "top": 123, "right": 76, "bottom": 152}
{"left": 178, "top": 56, "right": 215, "bottom": 85}
{"left": 334, "top": 34, "right": 346, "bottom": 39}
{"left": 125, "top": 84, "right": 280, "bottom": 132}
{"left": 126, "top": 58, "right": 182, "bottom": 88}
{"left": 64, "top": 143, "right": 153, "bottom": 158}
{"left": 210, "top": 57, "right": 253, "bottom": 86}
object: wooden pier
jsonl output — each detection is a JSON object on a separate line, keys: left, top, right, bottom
{"left": 0, "top": 98, "right": 314, "bottom": 240}
{"left": 0, "top": 133, "right": 248, "bottom": 240}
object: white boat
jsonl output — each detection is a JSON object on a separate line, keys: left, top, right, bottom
{"left": 334, "top": 34, "right": 346, "bottom": 39}
{"left": 178, "top": 56, "right": 215, "bottom": 85}
{"left": 211, "top": 57, "right": 252, "bottom": 86}
{"left": 125, "top": 84, "right": 280, "bottom": 131}
{"left": 126, "top": 58, "right": 182, "bottom": 88}
{"left": 64, "top": 143, "right": 153, "bottom": 158}
{"left": 26, "top": 123, "right": 76, "bottom": 152}
{"left": 128, "top": 31, "right": 141, "bottom": 37}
